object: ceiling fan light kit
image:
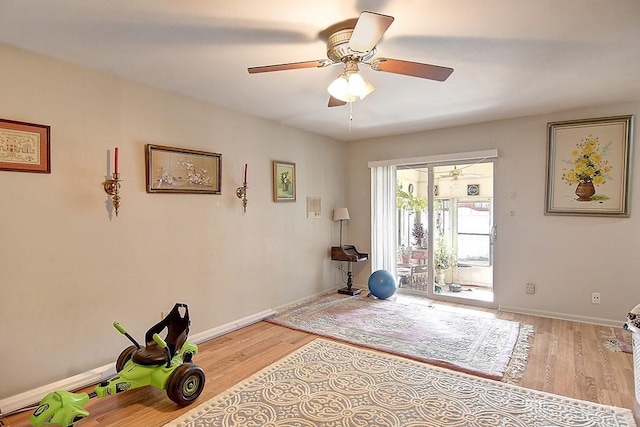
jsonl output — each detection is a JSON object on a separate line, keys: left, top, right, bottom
{"left": 327, "top": 60, "right": 375, "bottom": 102}
{"left": 247, "top": 11, "right": 454, "bottom": 107}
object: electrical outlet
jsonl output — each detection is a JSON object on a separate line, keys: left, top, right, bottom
{"left": 592, "top": 293, "right": 601, "bottom": 304}
{"left": 526, "top": 282, "right": 535, "bottom": 294}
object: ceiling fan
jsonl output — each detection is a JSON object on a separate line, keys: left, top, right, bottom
{"left": 438, "top": 166, "right": 483, "bottom": 180}
{"left": 247, "top": 11, "right": 454, "bottom": 107}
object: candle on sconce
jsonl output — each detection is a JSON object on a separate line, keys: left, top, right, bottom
{"left": 114, "top": 147, "right": 119, "bottom": 174}
{"left": 237, "top": 164, "right": 249, "bottom": 214}
{"left": 104, "top": 146, "right": 122, "bottom": 217}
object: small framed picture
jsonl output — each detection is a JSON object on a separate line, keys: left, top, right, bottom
{"left": 306, "top": 196, "right": 321, "bottom": 218}
{"left": 0, "top": 118, "right": 50, "bottom": 173}
{"left": 467, "top": 184, "right": 480, "bottom": 196}
{"left": 273, "top": 160, "right": 296, "bottom": 202}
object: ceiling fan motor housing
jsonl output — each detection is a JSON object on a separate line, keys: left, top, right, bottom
{"left": 326, "top": 28, "right": 375, "bottom": 64}
{"left": 327, "top": 29, "right": 354, "bottom": 62}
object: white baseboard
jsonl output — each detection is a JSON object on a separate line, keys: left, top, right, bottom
{"left": 271, "top": 288, "right": 338, "bottom": 312}
{"left": 0, "top": 363, "right": 116, "bottom": 417}
{"left": 0, "top": 309, "right": 275, "bottom": 415}
{"left": 499, "top": 305, "right": 625, "bottom": 328}
{"left": 189, "top": 309, "right": 275, "bottom": 344}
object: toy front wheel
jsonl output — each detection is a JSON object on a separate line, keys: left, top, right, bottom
{"left": 166, "top": 363, "right": 205, "bottom": 406}
{"left": 116, "top": 345, "right": 137, "bottom": 372}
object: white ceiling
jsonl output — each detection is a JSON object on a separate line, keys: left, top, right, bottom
{"left": 0, "top": 0, "right": 639, "bottom": 142}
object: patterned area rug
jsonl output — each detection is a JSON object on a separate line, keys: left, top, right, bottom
{"left": 266, "top": 293, "right": 533, "bottom": 381}
{"left": 602, "top": 327, "right": 633, "bottom": 353}
{"left": 165, "top": 339, "right": 636, "bottom": 427}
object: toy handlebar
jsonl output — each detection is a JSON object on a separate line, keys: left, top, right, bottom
{"left": 113, "top": 321, "right": 141, "bottom": 349}
{"left": 153, "top": 333, "right": 172, "bottom": 367}
{"left": 152, "top": 333, "right": 167, "bottom": 349}
{"left": 113, "top": 321, "right": 126, "bottom": 334}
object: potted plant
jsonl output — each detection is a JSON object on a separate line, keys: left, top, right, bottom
{"left": 434, "top": 237, "right": 455, "bottom": 284}
{"left": 412, "top": 223, "right": 425, "bottom": 247}
{"left": 398, "top": 244, "right": 412, "bottom": 264}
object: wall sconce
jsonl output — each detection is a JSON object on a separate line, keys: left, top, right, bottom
{"left": 103, "top": 147, "right": 121, "bottom": 217}
{"left": 236, "top": 163, "right": 248, "bottom": 214}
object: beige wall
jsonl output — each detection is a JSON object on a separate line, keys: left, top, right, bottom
{"left": 0, "top": 44, "right": 346, "bottom": 399}
{"left": 346, "top": 103, "right": 640, "bottom": 325}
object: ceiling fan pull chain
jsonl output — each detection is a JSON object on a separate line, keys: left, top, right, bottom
{"left": 349, "top": 102, "right": 354, "bottom": 132}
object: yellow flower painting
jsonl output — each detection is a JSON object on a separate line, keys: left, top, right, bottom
{"left": 561, "top": 134, "right": 612, "bottom": 187}
{"left": 546, "top": 115, "right": 631, "bottom": 217}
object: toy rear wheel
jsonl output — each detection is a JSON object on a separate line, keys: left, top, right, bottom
{"left": 116, "top": 345, "right": 137, "bottom": 372}
{"left": 166, "top": 363, "right": 205, "bottom": 406}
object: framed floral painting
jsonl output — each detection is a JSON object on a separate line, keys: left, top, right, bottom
{"left": 545, "top": 115, "right": 633, "bottom": 217}
{"left": 273, "top": 160, "right": 296, "bottom": 202}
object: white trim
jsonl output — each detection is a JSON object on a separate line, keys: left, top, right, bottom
{"left": 272, "top": 289, "right": 337, "bottom": 312}
{"left": 0, "top": 309, "right": 274, "bottom": 415}
{"left": 0, "top": 363, "right": 116, "bottom": 416}
{"left": 189, "top": 309, "right": 274, "bottom": 344}
{"left": 499, "top": 305, "right": 625, "bottom": 328}
{"left": 368, "top": 149, "right": 499, "bottom": 168}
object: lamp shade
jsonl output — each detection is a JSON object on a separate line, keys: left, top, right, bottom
{"left": 333, "top": 208, "right": 350, "bottom": 221}
{"left": 327, "top": 74, "right": 356, "bottom": 103}
{"left": 327, "top": 70, "right": 375, "bottom": 103}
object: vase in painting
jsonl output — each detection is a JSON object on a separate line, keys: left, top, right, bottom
{"left": 575, "top": 181, "right": 595, "bottom": 201}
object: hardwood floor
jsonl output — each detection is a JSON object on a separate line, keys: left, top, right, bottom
{"left": 4, "top": 301, "right": 638, "bottom": 426}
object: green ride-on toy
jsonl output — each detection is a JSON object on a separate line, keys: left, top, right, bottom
{"left": 30, "top": 303, "right": 205, "bottom": 426}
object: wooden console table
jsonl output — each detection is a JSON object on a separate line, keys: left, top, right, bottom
{"left": 331, "top": 245, "right": 368, "bottom": 295}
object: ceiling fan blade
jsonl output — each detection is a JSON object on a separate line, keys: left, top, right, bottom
{"left": 348, "top": 11, "right": 394, "bottom": 53}
{"left": 328, "top": 96, "right": 347, "bottom": 107}
{"left": 248, "top": 59, "right": 331, "bottom": 74}
{"left": 370, "top": 58, "right": 454, "bottom": 81}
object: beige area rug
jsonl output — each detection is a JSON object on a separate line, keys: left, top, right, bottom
{"left": 165, "top": 339, "right": 636, "bottom": 427}
{"left": 266, "top": 292, "right": 533, "bottom": 382}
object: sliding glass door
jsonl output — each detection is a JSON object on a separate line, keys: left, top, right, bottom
{"left": 396, "top": 160, "right": 495, "bottom": 305}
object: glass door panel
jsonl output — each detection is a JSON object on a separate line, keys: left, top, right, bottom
{"left": 396, "top": 167, "right": 429, "bottom": 291}
{"left": 432, "top": 162, "right": 494, "bottom": 303}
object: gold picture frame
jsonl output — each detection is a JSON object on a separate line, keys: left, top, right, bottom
{"left": 273, "top": 160, "right": 296, "bottom": 202}
{"left": 145, "top": 144, "right": 222, "bottom": 194}
{"left": 0, "top": 118, "right": 50, "bottom": 173}
{"left": 545, "top": 115, "right": 633, "bottom": 217}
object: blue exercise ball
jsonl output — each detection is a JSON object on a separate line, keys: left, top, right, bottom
{"left": 368, "top": 270, "right": 397, "bottom": 299}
